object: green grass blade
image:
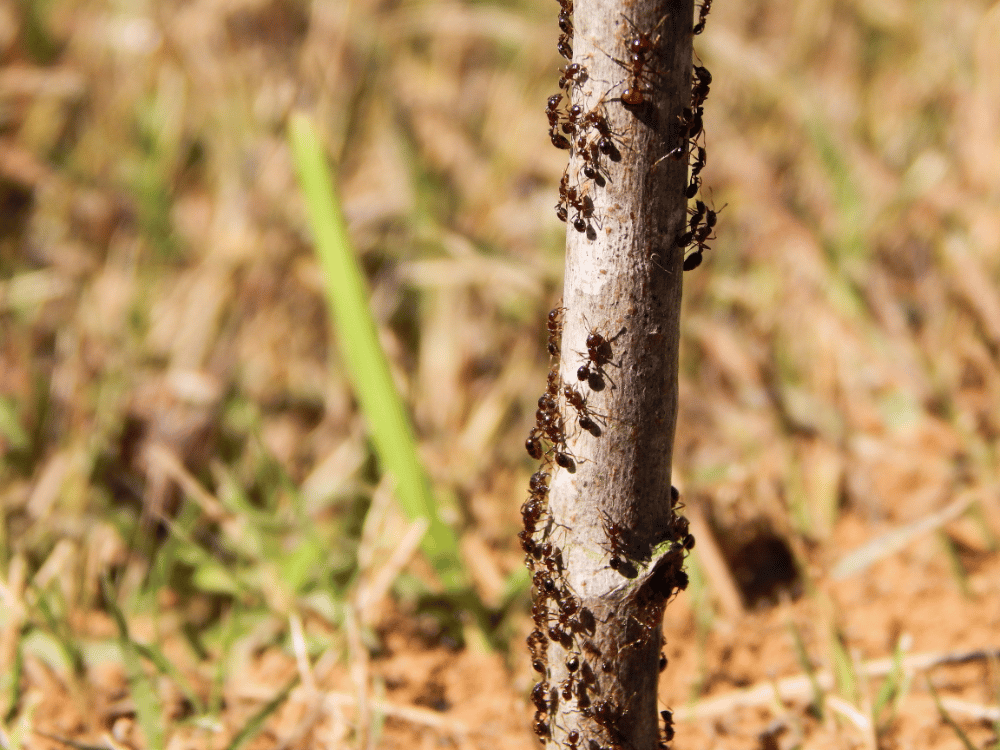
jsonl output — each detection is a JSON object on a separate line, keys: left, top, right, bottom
{"left": 101, "top": 578, "right": 165, "bottom": 750}
{"left": 926, "top": 676, "right": 978, "bottom": 750}
{"left": 132, "top": 640, "right": 206, "bottom": 715}
{"left": 222, "top": 674, "right": 299, "bottom": 750}
{"left": 287, "top": 112, "right": 466, "bottom": 594}
{"left": 787, "top": 618, "right": 824, "bottom": 719}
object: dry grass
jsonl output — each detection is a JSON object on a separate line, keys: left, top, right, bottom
{"left": 1, "top": 0, "right": 999, "bottom": 748}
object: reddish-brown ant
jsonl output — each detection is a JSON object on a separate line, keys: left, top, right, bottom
{"left": 616, "top": 14, "right": 667, "bottom": 106}
{"left": 600, "top": 510, "right": 629, "bottom": 570}
{"left": 565, "top": 729, "right": 580, "bottom": 750}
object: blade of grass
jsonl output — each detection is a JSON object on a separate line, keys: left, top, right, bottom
{"left": 927, "top": 676, "right": 979, "bottom": 750}
{"left": 101, "top": 578, "right": 164, "bottom": 750}
{"left": 787, "top": 618, "right": 824, "bottom": 719}
{"left": 830, "top": 628, "right": 858, "bottom": 706}
{"left": 223, "top": 674, "right": 299, "bottom": 750}
{"left": 131, "top": 639, "right": 206, "bottom": 716}
{"left": 2, "top": 623, "right": 27, "bottom": 724}
{"left": 287, "top": 112, "right": 466, "bottom": 594}
{"left": 872, "top": 635, "right": 907, "bottom": 726}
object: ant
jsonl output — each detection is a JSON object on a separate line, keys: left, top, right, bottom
{"left": 565, "top": 185, "right": 596, "bottom": 233}
{"left": 531, "top": 680, "right": 551, "bottom": 713}
{"left": 522, "top": 496, "right": 544, "bottom": 533}
{"left": 576, "top": 319, "right": 620, "bottom": 385}
{"left": 564, "top": 384, "right": 605, "bottom": 436}
{"left": 660, "top": 709, "right": 675, "bottom": 742}
{"left": 577, "top": 135, "right": 607, "bottom": 183}
{"left": 559, "top": 62, "right": 587, "bottom": 91}
{"left": 600, "top": 510, "right": 630, "bottom": 570}
{"left": 618, "top": 14, "right": 668, "bottom": 106}
{"left": 558, "top": 9, "right": 572, "bottom": 35}
{"left": 557, "top": 33, "right": 573, "bottom": 60}
{"left": 547, "top": 304, "right": 565, "bottom": 356}
{"left": 693, "top": 0, "right": 712, "bottom": 35}
{"left": 689, "top": 145, "right": 707, "bottom": 183}
{"left": 547, "top": 367, "right": 561, "bottom": 396}
{"left": 691, "top": 64, "right": 712, "bottom": 107}
{"left": 547, "top": 95, "right": 571, "bottom": 150}
{"left": 533, "top": 712, "right": 551, "bottom": 739}
{"left": 526, "top": 429, "right": 544, "bottom": 459}
{"left": 527, "top": 628, "right": 547, "bottom": 657}
{"left": 518, "top": 529, "right": 538, "bottom": 556}
{"left": 529, "top": 470, "right": 551, "bottom": 495}
{"left": 565, "top": 729, "right": 580, "bottom": 750}
{"left": 659, "top": 651, "right": 668, "bottom": 672}
{"left": 679, "top": 106, "right": 705, "bottom": 143}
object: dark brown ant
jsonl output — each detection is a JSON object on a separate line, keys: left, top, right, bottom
{"left": 690, "top": 145, "right": 707, "bottom": 180}
{"left": 564, "top": 384, "right": 604, "bottom": 436}
{"left": 533, "top": 712, "right": 551, "bottom": 738}
{"left": 526, "top": 430, "right": 544, "bottom": 459}
{"left": 688, "top": 199, "right": 707, "bottom": 231}
{"left": 693, "top": 0, "right": 712, "bottom": 34}
{"left": 547, "top": 304, "right": 564, "bottom": 356}
{"left": 659, "top": 651, "right": 668, "bottom": 671}
{"left": 522, "top": 497, "right": 544, "bottom": 533}
{"left": 557, "top": 33, "right": 572, "bottom": 60}
{"left": 685, "top": 174, "right": 701, "bottom": 199}
{"left": 547, "top": 367, "right": 561, "bottom": 396}
{"left": 564, "top": 185, "right": 595, "bottom": 233}
{"left": 683, "top": 532, "right": 695, "bottom": 550}
{"left": 527, "top": 629, "right": 547, "bottom": 656}
{"left": 529, "top": 470, "right": 551, "bottom": 495}
{"left": 600, "top": 510, "right": 629, "bottom": 570}
{"left": 680, "top": 105, "right": 704, "bottom": 143}
{"left": 558, "top": 62, "right": 587, "bottom": 91}
{"left": 547, "top": 95, "right": 571, "bottom": 150}
{"left": 531, "top": 680, "right": 550, "bottom": 713}
{"left": 660, "top": 709, "right": 675, "bottom": 742}
{"left": 558, "top": 9, "right": 572, "bottom": 34}
{"left": 562, "top": 104, "right": 584, "bottom": 135}
{"left": 532, "top": 658, "right": 547, "bottom": 674}
{"left": 555, "top": 451, "right": 576, "bottom": 471}
{"left": 691, "top": 64, "right": 712, "bottom": 107}
{"left": 565, "top": 729, "right": 580, "bottom": 750}
{"left": 518, "top": 529, "right": 536, "bottom": 555}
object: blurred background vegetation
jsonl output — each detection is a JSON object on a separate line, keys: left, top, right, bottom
{"left": 2, "top": 0, "right": 1000, "bottom": 748}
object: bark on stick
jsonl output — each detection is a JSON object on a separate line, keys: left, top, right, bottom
{"left": 534, "top": 0, "right": 695, "bottom": 748}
